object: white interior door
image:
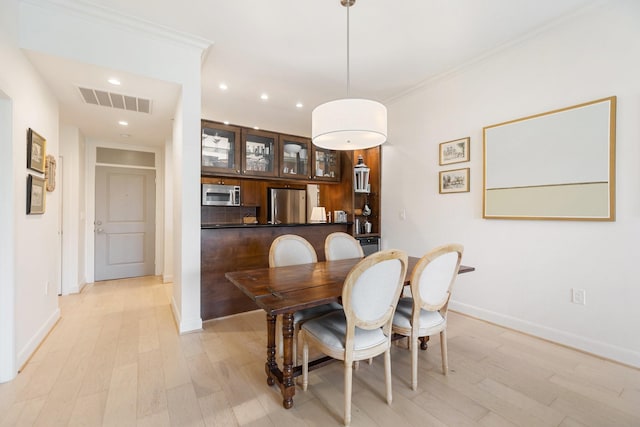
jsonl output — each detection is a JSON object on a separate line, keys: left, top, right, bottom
{"left": 94, "top": 166, "right": 155, "bottom": 281}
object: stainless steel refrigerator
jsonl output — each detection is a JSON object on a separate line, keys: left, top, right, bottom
{"left": 268, "top": 188, "right": 306, "bottom": 224}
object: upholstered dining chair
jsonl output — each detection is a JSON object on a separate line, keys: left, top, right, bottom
{"left": 300, "top": 249, "right": 408, "bottom": 426}
{"left": 324, "top": 231, "right": 364, "bottom": 261}
{"left": 269, "top": 234, "right": 342, "bottom": 365}
{"left": 391, "top": 243, "right": 463, "bottom": 391}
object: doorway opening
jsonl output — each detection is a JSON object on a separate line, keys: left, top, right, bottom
{"left": 93, "top": 148, "right": 156, "bottom": 281}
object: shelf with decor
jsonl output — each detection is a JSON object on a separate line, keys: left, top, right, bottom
{"left": 352, "top": 148, "right": 380, "bottom": 237}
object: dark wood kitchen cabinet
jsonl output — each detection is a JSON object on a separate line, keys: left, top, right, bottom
{"left": 201, "top": 120, "right": 242, "bottom": 176}
{"left": 312, "top": 146, "right": 341, "bottom": 182}
{"left": 241, "top": 128, "right": 279, "bottom": 178}
{"left": 279, "top": 134, "right": 312, "bottom": 180}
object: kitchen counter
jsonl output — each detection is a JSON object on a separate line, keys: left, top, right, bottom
{"left": 201, "top": 222, "right": 353, "bottom": 320}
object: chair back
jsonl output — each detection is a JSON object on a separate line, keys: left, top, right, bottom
{"left": 325, "top": 232, "right": 364, "bottom": 261}
{"left": 269, "top": 234, "right": 318, "bottom": 267}
{"left": 410, "top": 244, "right": 463, "bottom": 315}
{"left": 342, "top": 249, "right": 408, "bottom": 333}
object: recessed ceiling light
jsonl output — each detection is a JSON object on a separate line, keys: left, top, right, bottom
{"left": 223, "top": 121, "right": 230, "bottom": 125}
{"left": 118, "top": 120, "right": 128, "bottom": 126}
{"left": 108, "top": 78, "right": 121, "bottom": 86}
{"left": 219, "top": 83, "right": 228, "bottom": 91}
{"left": 260, "top": 93, "right": 269, "bottom": 100}
{"left": 253, "top": 126, "right": 260, "bottom": 130}
{"left": 296, "top": 102, "right": 303, "bottom": 108}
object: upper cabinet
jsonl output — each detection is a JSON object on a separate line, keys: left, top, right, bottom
{"left": 241, "top": 128, "right": 279, "bottom": 177}
{"left": 279, "top": 134, "right": 312, "bottom": 180}
{"left": 312, "top": 147, "right": 341, "bottom": 182}
{"left": 201, "top": 121, "right": 242, "bottom": 175}
{"left": 201, "top": 119, "right": 341, "bottom": 184}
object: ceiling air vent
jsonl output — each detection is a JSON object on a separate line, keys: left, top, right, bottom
{"left": 78, "top": 87, "right": 152, "bottom": 114}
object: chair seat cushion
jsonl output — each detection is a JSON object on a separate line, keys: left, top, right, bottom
{"left": 392, "top": 298, "right": 445, "bottom": 335}
{"left": 294, "top": 302, "right": 343, "bottom": 325}
{"left": 301, "top": 310, "right": 388, "bottom": 352}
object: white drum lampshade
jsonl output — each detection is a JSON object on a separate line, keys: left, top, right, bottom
{"left": 312, "top": 98, "right": 387, "bottom": 150}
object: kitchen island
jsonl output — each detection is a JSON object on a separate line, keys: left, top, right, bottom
{"left": 201, "top": 222, "right": 352, "bottom": 320}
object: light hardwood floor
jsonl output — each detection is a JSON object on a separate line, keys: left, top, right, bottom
{"left": 1, "top": 276, "right": 638, "bottom": 426}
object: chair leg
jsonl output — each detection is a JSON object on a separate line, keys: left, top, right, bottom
{"left": 411, "top": 335, "right": 418, "bottom": 391}
{"left": 344, "top": 361, "right": 353, "bottom": 426}
{"left": 384, "top": 348, "right": 392, "bottom": 404}
{"left": 440, "top": 329, "right": 448, "bottom": 375}
{"left": 302, "top": 336, "right": 309, "bottom": 391}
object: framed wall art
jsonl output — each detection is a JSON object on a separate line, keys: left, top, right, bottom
{"left": 439, "top": 137, "right": 470, "bottom": 165}
{"left": 27, "top": 128, "right": 46, "bottom": 173}
{"left": 439, "top": 168, "right": 470, "bottom": 194}
{"left": 483, "top": 96, "right": 616, "bottom": 220}
{"left": 45, "top": 154, "right": 56, "bottom": 192}
{"left": 27, "top": 174, "right": 46, "bottom": 214}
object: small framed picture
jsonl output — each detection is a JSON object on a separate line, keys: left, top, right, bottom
{"left": 439, "top": 168, "right": 470, "bottom": 194}
{"left": 27, "top": 174, "right": 46, "bottom": 214}
{"left": 439, "top": 137, "right": 470, "bottom": 165}
{"left": 27, "top": 128, "right": 46, "bottom": 173}
{"left": 45, "top": 154, "right": 57, "bottom": 192}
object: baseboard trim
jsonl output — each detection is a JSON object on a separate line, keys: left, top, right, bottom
{"left": 449, "top": 300, "right": 640, "bottom": 368}
{"left": 170, "top": 295, "right": 202, "bottom": 334}
{"left": 17, "top": 307, "right": 61, "bottom": 371}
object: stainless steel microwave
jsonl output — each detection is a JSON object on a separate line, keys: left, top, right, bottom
{"left": 202, "top": 184, "right": 241, "bottom": 206}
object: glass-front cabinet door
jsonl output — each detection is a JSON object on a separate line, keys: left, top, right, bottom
{"left": 201, "top": 121, "right": 241, "bottom": 175}
{"left": 279, "top": 135, "right": 311, "bottom": 180}
{"left": 242, "top": 129, "right": 278, "bottom": 177}
{"left": 312, "top": 147, "right": 341, "bottom": 182}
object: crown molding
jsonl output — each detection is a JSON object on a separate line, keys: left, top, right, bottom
{"left": 20, "top": 0, "right": 213, "bottom": 53}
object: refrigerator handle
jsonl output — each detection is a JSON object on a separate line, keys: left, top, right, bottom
{"left": 273, "top": 193, "right": 278, "bottom": 224}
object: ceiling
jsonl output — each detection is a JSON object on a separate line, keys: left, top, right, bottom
{"left": 24, "top": 0, "right": 595, "bottom": 147}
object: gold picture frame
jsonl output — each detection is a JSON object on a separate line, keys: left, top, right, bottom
{"left": 483, "top": 96, "right": 616, "bottom": 220}
{"left": 439, "top": 168, "right": 470, "bottom": 194}
{"left": 27, "top": 128, "right": 46, "bottom": 173}
{"left": 439, "top": 137, "right": 470, "bottom": 165}
{"left": 27, "top": 174, "right": 46, "bottom": 214}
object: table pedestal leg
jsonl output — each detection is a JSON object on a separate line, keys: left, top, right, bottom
{"left": 265, "top": 314, "right": 277, "bottom": 386}
{"left": 281, "top": 312, "right": 295, "bottom": 409}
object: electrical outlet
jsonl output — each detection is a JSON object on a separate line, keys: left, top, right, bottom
{"left": 571, "top": 288, "right": 586, "bottom": 305}
{"left": 44, "top": 281, "right": 49, "bottom": 296}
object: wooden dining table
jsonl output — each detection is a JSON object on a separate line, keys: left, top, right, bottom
{"left": 225, "top": 256, "right": 475, "bottom": 409}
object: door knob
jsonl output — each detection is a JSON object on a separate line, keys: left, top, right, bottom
{"left": 96, "top": 228, "right": 104, "bottom": 233}
{"left": 94, "top": 220, "right": 102, "bottom": 225}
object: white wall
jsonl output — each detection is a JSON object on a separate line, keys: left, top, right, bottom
{"left": 163, "top": 139, "right": 174, "bottom": 283}
{"left": 0, "top": 0, "right": 61, "bottom": 380}
{"left": 382, "top": 0, "right": 640, "bottom": 367}
{"left": 60, "top": 125, "right": 86, "bottom": 294}
{"left": 0, "top": 92, "right": 17, "bottom": 383}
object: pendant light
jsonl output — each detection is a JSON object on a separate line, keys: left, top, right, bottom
{"left": 311, "top": 0, "right": 387, "bottom": 150}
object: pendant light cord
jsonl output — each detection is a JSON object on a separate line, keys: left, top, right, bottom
{"left": 346, "top": 1, "right": 350, "bottom": 97}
